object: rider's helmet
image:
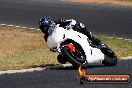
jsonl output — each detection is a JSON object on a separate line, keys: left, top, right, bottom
{"left": 39, "top": 16, "right": 53, "bottom": 34}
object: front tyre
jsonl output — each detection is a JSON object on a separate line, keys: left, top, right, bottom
{"left": 102, "top": 48, "right": 118, "bottom": 66}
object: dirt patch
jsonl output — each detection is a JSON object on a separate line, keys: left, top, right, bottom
{"left": 67, "top": 0, "right": 132, "bottom": 6}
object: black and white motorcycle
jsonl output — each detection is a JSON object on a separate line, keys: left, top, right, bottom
{"left": 45, "top": 24, "right": 118, "bottom": 67}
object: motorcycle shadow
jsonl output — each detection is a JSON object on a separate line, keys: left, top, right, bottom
{"left": 45, "top": 63, "right": 107, "bottom": 70}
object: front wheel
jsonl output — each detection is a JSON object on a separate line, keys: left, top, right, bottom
{"left": 60, "top": 41, "right": 87, "bottom": 67}
{"left": 101, "top": 48, "right": 118, "bottom": 66}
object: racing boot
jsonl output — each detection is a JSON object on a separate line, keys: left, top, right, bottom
{"left": 57, "top": 55, "right": 68, "bottom": 64}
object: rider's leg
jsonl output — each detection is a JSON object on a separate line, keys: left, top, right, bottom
{"left": 74, "top": 23, "right": 102, "bottom": 47}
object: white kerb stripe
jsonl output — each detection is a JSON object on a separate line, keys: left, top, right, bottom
{"left": 0, "top": 67, "right": 45, "bottom": 75}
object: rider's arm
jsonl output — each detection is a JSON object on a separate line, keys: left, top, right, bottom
{"left": 50, "top": 47, "right": 57, "bottom": 52}
{"left": 44, "top": 35, "right": 48, "bottom": 42}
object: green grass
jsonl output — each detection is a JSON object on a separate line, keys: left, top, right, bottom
{"left": 0, "top": 26, "right": 131, "bottom": 71}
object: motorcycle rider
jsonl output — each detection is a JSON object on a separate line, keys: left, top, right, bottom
{"left": 55, "top": 19, "right": 102, "bottom": 47}
{"left": 39, "top": 17, "right": 102, "bottom": 46}
{"left": 39, "top": 17, "right": 105, "bottom": 64}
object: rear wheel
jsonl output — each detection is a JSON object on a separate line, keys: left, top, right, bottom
{"left": 60, "top": 41, "right": 87, "bottom": 67}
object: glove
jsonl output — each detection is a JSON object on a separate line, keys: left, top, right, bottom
{"left": 50, "top": 47, "right": 57, "bottom": 52}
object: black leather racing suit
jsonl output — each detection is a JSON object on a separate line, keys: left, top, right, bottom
{"left": 55, "top": 19, "right": 101, "bottom": 47}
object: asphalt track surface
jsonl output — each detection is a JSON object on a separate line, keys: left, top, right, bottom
{"left": 0, "top": 0, "right": 132, "bottom": 88}
{"left": 0, "top": 0, "right": 132, "bottom": 39}
{"left": 0, "top": 59, "right": 132, "bottom": 88}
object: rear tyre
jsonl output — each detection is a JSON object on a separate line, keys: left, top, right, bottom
{"left": 60, "top": 41, "right": 87, "bottom": 67}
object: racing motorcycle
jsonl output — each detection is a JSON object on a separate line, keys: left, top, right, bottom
{"left": 46, "top": 24, "right": 118, "bottom": 67}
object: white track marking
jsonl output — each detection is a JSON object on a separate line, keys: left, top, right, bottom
{"left": 0, "top": 24, "right": 6, "bottom": 26}
{"left": 30, "top": 28, "right": 36, "bottom": 30}
{"left": 21, "top": 27, "right": 27, "bottom": 29}
{"left": 0, "top": 56, "right": 132, "bottom": 75}
{"left": 0, "top": 67, "right": 45, "bottom": 75}
{"left": 0, "top": 23, "right": 132, "bottom": 41}
{"left": 120, "top": 56, "right": 132, "bottom": 60}
{"left": 7, "top": 25, "right": 14, "bottom": 27}
{"left": 15, "top": 26, "right": 21, "bottom": 28}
